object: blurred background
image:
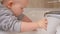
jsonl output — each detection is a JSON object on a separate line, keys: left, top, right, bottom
{"left": 0, "top": 0, "right": 60, "bottom": 8}
{"left": 27, "top": 0, "right": 60, "bottom": 8}
{"left": 0, "top": 0, "right": 60, "bottom": 34}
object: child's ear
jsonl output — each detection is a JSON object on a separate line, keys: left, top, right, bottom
{"left": 7, "top": 1, "right": 13, "bottom": 8}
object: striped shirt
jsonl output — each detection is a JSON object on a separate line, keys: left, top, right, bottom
{"left": 0, "top": 3, "right": 24, "bottom": 32}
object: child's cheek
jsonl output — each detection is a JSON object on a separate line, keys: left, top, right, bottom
{"left": 11, "top": 5, "right": 23, "bottom": 16}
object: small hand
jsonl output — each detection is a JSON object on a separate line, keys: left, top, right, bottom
{"left": 37, "top": 18, "right": 48, "bottom": 30}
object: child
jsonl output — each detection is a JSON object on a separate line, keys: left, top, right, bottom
{"left": 0, "top": 0, "right": 47, "bottom": 32}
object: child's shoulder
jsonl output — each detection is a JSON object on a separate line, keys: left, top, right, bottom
{"left": 0, "top": 4, "right": 13, "bottom": 16}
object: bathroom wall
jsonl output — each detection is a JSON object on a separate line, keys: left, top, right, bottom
{"left": 27, "top": 0, "right": 60, "bottom": 8}
{"left": 0, "top": 0, "right": 60, "bottom": 8}
{"left": 27, "top": 0, "right": 48, "bottom": 8}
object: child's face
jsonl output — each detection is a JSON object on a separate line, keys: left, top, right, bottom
{"left": 9, "top": 0, "right": 28, "bottom": 16}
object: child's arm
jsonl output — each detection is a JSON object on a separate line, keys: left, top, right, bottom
{"left": 21, "top": 15, "right": 32, "bottom": 22}
{"left": 0, "top": 15, "right": 47, "bottom": 32}
{"left": 21, "top": 22, "right": 38, "bottom": 32}
{"left": 17, "top": 14, "right": 32, "bottom": 22}
{"left": 21, "top": 18, "right": 47, "bottom": 32}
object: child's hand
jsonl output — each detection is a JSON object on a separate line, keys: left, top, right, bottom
{"left": 37, "top": 18, "right": 48, "bottom": 30}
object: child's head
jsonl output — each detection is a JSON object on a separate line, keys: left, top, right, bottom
{"left": 2, "top": 0, "right": 28, "bottom": 16}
